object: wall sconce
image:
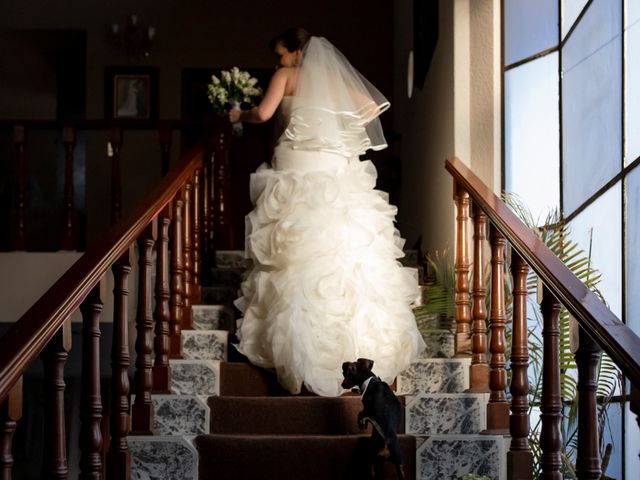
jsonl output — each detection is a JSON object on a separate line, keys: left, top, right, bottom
{"left": 109, "top": 14, "right": 156, "bottom": 60}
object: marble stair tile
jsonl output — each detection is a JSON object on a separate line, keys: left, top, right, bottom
{"left": 418, "top": 331, "right": 455, "bottom": 359}
{"left": 416, "top": 434, "right": 506, "bottom": 480}
{"left": 215, "top": 250, "right": 251, "bottom": 269}
{"left": 129, "top": 435, "right": 197, "bottom": 480}
{"left": 406, "top": 393, "right": 488, "bottom": 435}
{"left": 169, "top": 360, "right": 220, "bottom": 396}
{"left": 201, "top": 285, "right": 238, "bottom": 305}
{"left": 181, "top": 330, "right": 228, "bottom": 361}
{"left": 151, "top": 395, "right": 210, "bottom": 436}
{"left": 396, "top": 358, "right": 470, "bottom": 395}
{"left": 192, "top": 305, "right": 234, "bottom": 331}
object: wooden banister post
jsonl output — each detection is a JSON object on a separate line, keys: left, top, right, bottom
{"left": 79, "top": 284, "right": 104, "bottom": 479}
{"left": 110, "top": 126, "right": 123, "bottom": 225}
{"left": 182, "top": 183, "right": 193, "bottom": 330}
{"left": 61, "top": 125, "right": 77, "bottom": 250}
{"left": 540, "top": 285, "right": 563, "bottom": 479}
{"left": 12, "top": 125, "right": 27, "bottom": 250}
{"left": 485, "top": 225, "right": 509, "bottom": 433}
{"left": 107, "top": 249, "right": 133, "bottom": 480}
{"left": 507, "top": 251, "right": 532, "bottom": 478}
{"left": 192, "top": 169, "right": 203, "bottom": 304}
{"left": 468, "top": 205, "right": 489, "bottom": 392}
{"left": 131, "top": 222, "right": 157, "bottom": 435}
{"left": 169, "top": 196, "right": 185, "bottom": 358}
{"left": 575, "top": 327, "right": 602, "bottom": 479}
{"left": 153, "top": 206, "right": 172, "bottom": 392}
{"left": 41, "top": 319, "right": 72, "bottom": 479}
{"left": 0, "top": 378, "right": 22, "bottom": 480}
{"left": 202, "top": 147, "right": 214, "bottom": 273}
{"left": 454, "top": 182, "right": 472, "bottom": 357}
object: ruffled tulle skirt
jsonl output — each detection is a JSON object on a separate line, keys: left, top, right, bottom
{"left": 234, "top": 145, "right": 426, "bottom": 397}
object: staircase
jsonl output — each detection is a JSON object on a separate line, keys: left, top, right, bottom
{"left": 129, "top": 250, "right": 507, "bottom": 480}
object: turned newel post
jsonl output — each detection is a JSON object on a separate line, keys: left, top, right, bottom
{"left": 12, "top": 125, "right": 27, "bottom": 250}
{"left": 41, "top": 319, "right": 72, "bottom": 479}
{"left": 107, "top": 249, "right": 133, "bottom": 480}
{"left": 485, "top": 225, "right": 509, "bottom": 433}
{"left": 79, "top": 284, "right": 104, "bottom": 479}
{"left": 453, "top": 183, "right": 472, "bottom": 357}
{"left": 153, "top": 206, "right": 172, "bottom": 391}
{"left": 169, "top": 196, "right": 185, "bottom": 358}
{"left": 61, "top": 125, "right": 77, "bottom": 250}
{"left": 159, "top": 122, "right": 172, "bottom": 176}
{"left": 540, "top": 285, "right": 563, "bottom": 479}
{"left": 192, "top": 169, "right": 203, "bottom": 303}
{"left": 575, "top": 327, "right": 602, "bottom": 479}
{"left": 469, "top": 205, "right": 489, "bottom": 392}
{"left": 508, "top": 251, "right": 532, "bottom": 479}
{"left": 132, "top": 222, "right": 157, "bottom": 435}
{"left": 182, "top": 183, "right": 193, "bottom": 330}
{"left": 110, "top": 126, "right": 123, "bottom": 225}
{"left": 1, "top": 378, "right": 22, "bottom": 480}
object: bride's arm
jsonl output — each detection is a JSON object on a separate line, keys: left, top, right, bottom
{"left": 229, "top": 68, "right": 288, "bottom": 124}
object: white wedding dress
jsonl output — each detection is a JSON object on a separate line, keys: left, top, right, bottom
{"left": 234, "top": 38, "right": 425, "bottom": 397}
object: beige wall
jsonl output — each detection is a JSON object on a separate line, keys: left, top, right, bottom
{"left": 394, "top": 0, "right": 501, "bottom": 256}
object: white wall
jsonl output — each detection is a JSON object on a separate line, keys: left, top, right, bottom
{"left": 394, "top": 0, "right": 501, "bottom": 256}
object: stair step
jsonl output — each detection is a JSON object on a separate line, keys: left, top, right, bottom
{"left": 201, "top": 285, "right": 238, "bottom": 305}
{"left": 219, "top": 362, "right": 291, "bottom": 396}
{"left": 208, "top": 396, "right": 400, "bottom": 435}
{"left": 416, "top": 434, "right": 506, "bottom": 480}
{"left": 215, "top": 250, "right": 251, "bottom": 269}
{"left": 129, "top": 435, "right": 197, "bottom": 480}
{"left": 207, "top": 266, "right": 245, "bottom": 287}
{"left": 396, "top": 358, "right": 470, "bottom": 395}
{"left": 151, "top": 395, "right": 210, "bottom": 436}
{"left": 406, "top": 393, "right": 488, "bottom": 435}
{"left": 192, "top": 304, "right": 234, "bottom": 331}
{"left": 194, "top": 434, "right": 416, "bottom": 480}
{"left": 418, "top": 331, "right": 455, "bottom": 359}
{"left": 181, "top": 330, "right": 228, "bottom": 361}
{"left": 169, "top": 360, "right": 220, "bottom": 396}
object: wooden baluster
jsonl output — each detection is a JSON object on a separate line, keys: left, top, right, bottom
{"left": 214, "top": 131, "right": 233, "bottom": 249}
{"left": 0, "top": 378, "right": 22, "bottom": 480}
{"left": 79, "top": 284, "right": 104, "bottom": 479}
{"left": 41, "top": 319, "right": 72, "bottom": 479}
{"left": 468, "top": 206, "right": 489, "bottom": 392}
{"left": 507, "top": 251, "right": 532, "bottom": 478}
{"left": 575, "top": 327, "right": 602, "bottom": 479}
{"left": 192, "top": 169, "right": 202, "bottom": 304}
{"left": 107, "top": 249, "right": 133, "bottom": 480}
{"left": 153, "top": 206, "right": 172, "bottom": 392}
{"left": 132, "top": 223, "right": 157, "bottom": 435}
{"left": 159, "top": 122, "right": 172, "bottom": 177}
{"left": 453, "top": 183, "right": 472, "bottom": 357}
{"left": 169, "top": 196, "right": 185, "bottom": 358}
{"left": 182, "top": 183, "right": 193, "bottom": 330}
{"left": 12, "top": 125, "right": 27, "bottom": 250}
{"left": 61, "top": 125, "right": 77, "bottom": 250}
{"left": 202, "top": 147, "right": 213, "bottom": 272}
{"left": 540, "top": 285, "right": 563, "bottom": 479}
{"left": 485, "top": 225, "right": 509, "bottom": 433}
{"left": 110, "top": 126, "right": 123, "bottom": 225}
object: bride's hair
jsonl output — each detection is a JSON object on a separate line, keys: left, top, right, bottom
{"left": 269, "top": 27, "right": 311, "bottom": 53}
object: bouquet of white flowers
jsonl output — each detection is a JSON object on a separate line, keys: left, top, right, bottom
{"left": 207, "top": 67, "right": 263, "bottom": 136}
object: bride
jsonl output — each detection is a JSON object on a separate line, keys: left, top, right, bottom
{"left": 229, "top": 28, "right": 425, "bottom": 397}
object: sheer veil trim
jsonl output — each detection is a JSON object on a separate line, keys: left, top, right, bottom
{"left": 283, "top": 36, "right": 390, "bottom": 157}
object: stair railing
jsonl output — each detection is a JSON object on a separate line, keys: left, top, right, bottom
{"left": 0, "top": 125, "right": 232, "bottom": 479}
{"left": 446, "top": 156, "right": 640, "bottom": 479}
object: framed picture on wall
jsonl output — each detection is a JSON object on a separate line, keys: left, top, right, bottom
{"left": 104, "top": 66, "right": 158, "bottom": 119}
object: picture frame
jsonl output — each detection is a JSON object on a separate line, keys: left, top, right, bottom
{"left": 104, "top": 66, "right": 158, "bottom": 120}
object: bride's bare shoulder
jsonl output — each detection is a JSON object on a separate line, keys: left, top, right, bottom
{"left": 276, "top": 67, "right": 299, "bottom": 95}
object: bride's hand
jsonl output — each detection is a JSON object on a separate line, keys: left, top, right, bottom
{"left": 228, "top": 108, "right": 242, "bottom": 123}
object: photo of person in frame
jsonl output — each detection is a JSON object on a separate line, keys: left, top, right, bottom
{"left": 114, "top": 75, "right": 149, "bottom": 118}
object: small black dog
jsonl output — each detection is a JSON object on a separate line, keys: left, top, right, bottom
{"left": 342, "top": 358, "right": 405, "bottom": 480}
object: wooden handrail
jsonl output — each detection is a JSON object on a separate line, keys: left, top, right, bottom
{"left": 445, "top": 156, "right": 640, "bottom": 388}
{"left": 0, "top": 141, "right": 205, "bottom": 404}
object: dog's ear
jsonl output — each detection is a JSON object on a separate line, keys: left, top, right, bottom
{"left": 356, "top": 358, "right": 374, "bottom": 370}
